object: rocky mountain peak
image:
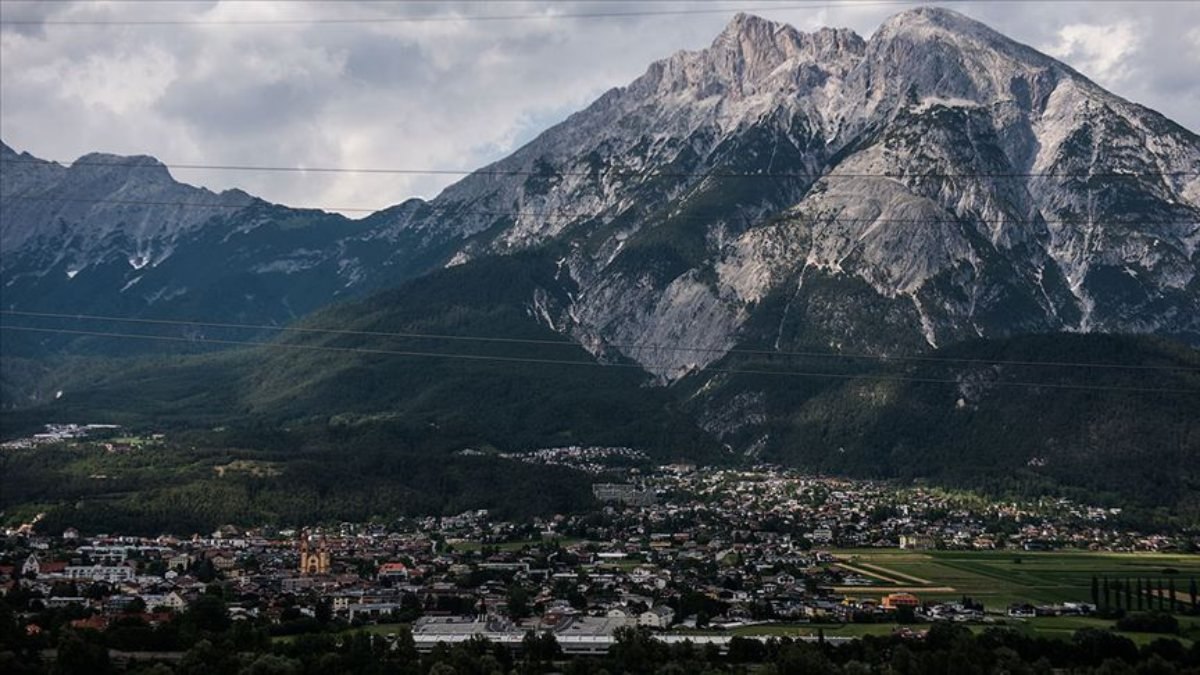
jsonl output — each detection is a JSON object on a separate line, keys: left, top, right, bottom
{"left": 871, "top": 5, "right": 1051, "bottom": 61}
{"left": 716, "top": 12, "right": 778, "bottom": 39}
{"left": 70, "top": 152, "right": 175, "bottom": 186}
{"left": 712, "top": 12, "right": 802, "bottom": 56}
{"left": 0, "top": 144, "right": 260, "bottom": 259}
{"left": 875, "top": 6, "right": 994, "bottom": 37}
{"left": 858, "top": 6, "right": 1066, "bottom": 109}
{"left": 614, "top": 11, "right": 864, "bottom": 138}
{"left": 717, "top": 11, "right": 863, "bottom": 55}
{"left": 704, "top": 13, "right": 864, "bottom": 93}
{"left": 0, "top": 139, "right": 68, "bottom": 204}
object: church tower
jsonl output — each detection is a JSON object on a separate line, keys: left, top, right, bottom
{"left": 298, "top": 531, "right": 331, "bottom": 576}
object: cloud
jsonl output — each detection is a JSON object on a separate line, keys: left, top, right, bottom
{"left": 55, "top": 45, "right": 178, "bottom": 115}
{"left": 2, "top": 1, "right": 1198, "bottom": 215}
{"left": 1043, "top": 21, "right": 1141, "bottom": 86}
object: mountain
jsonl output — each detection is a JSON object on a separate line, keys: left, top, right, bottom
{"left": 2, "top": 8, "right": 1200, "bottom": 524}
{"left": 385, "top": 7, "right": 1200, "bottom": 379}
{"left": 0, "top": 144, "right": 453, "bottom": 353}
{"left": 4, "top": 7, "right": 1199, "bottom": 370}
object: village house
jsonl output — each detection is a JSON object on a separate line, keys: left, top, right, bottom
{"left": 378, "top": 561, "right": 410, "bottom": 582}
{"left": 141, "top": 591, "right": 186, "bottom": 611}
{"left": 638, "top": 605, "right": 675, "bottom": 629}
{"left": 882, "top": 592, "right": 920, "bottom": 610}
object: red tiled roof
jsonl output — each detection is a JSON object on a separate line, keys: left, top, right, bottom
{"left": 70, "top": 616, "right": 109, "bottom": 630}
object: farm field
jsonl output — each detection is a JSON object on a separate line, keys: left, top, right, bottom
{"left": 1016, "top": 615, "right": 1200, "bottom": 646}
{"left": 830, "top": 549, "right": 1200, "bottom": 609}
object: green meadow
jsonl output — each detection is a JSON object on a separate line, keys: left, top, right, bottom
{"left": 832, "top": 549, "right": 1200, "bottom": 609}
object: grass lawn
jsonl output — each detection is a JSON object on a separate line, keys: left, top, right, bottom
{"left": 1004, "top": 615, "right": 1200, "bottom": 647}
{"left": 358, "top": 622, "right": 411, "bottom": 637}
{"left": 448, "top": 538, "right": 584, "bottom": 553}
{"left": 271, "top": 622, "right": 410, "bottom": 644}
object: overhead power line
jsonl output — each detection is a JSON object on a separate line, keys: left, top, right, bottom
{"left": 4, "top": 156, "right": 1196, "bottom": 181}
{"left": 6, "top": 310, "right": 1198, "bottom": 373}
{"left": 3, "top": 324, "right": 1195, "bottom": 395}
{"left": 8, "top": 310, "right": 1200, "bottom": 373}
{"left": 0, "top": 1, "right": 925, "bottom": 27}
{"left": 5, "top": 194, "right": 1199, "bottom": 227}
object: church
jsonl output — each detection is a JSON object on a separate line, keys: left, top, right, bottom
{"left": 298, "top": 532, "right": 331, "bottom": 576}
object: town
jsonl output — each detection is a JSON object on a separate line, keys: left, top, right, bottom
{"left": 4, "top": 463, "right": 1199, "bottom": 660}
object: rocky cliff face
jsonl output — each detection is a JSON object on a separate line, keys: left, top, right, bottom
{"left": 371, "top": 8, "right": 1199, "bottom": 379}
{"left": 4, "top": 8, "right": 1198, "bottom": 375}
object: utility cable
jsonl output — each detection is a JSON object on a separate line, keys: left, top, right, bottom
{"left": 5, "top": 195, "right": 1198, "bottom": 227}
{"left": 3, "top": 324, "right": 1196, "bottom": 394}
{"left": 5, "top": 157, "right": 1195, "bottom": 181}
{"left": 4, "top": 309, "right": 1198, "bottom": 373}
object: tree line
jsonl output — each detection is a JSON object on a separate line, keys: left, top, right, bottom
{"left": 6, "top": 590, "right": 1200, "bottom": 675}
{"left": 1091, "top": 574, "right": 1200, "bottom": 616}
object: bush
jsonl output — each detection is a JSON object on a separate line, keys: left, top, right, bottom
{"left": 1115, "top": 612, "right": 1179, "bottom": 634}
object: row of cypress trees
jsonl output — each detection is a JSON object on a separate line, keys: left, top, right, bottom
{"left": 1090, "top": 575, "right": 1199, "bottom": 613}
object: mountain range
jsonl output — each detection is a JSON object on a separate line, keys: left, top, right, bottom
{"left": 2, "top": 7, "right": 1199, "bottom": 525}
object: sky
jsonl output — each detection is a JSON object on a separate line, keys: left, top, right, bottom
{"left": 2, "top": 0, "right": 1198, "bottom": 216}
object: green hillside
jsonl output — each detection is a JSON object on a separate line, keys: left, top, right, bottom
{"left": 2, "top": 252, "right": 717, "bottom": 454}
{"left": 2, "top": 253, "right": 1199, "bottom": 532}
{"left": 682, "top": 333, "right": 1200, "bottom": 524}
